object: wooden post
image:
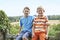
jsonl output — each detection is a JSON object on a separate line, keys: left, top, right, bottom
{"left": 0, "top": 29, "right": 4, "bottom": 40}
{"left": 10, "top": 38, "right": 14, "bottom": 40}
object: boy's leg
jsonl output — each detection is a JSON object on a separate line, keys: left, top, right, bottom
{"left": 39, "top": 32, "right": 46, "bottom": 40}
{"left": 16, "top": 31, "right": 25, "bottom": 40}
{"left": 22, "top": 32, "right": 32, "bottom": 40}
{"left": 32, "top": 33, "right": 38, "bottom": 40}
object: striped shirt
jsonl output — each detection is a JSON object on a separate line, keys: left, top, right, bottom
{"left": 33, "top": 15, "right": 48, "bottom": 32}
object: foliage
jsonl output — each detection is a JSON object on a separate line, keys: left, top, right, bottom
{"left": 10, "top": 24, "right": 20, "bottom": 35}
{"left": 48, "top": 15, "right": 60, "bottom": 20}
{"left": 8, "top": 16, "right": 22, "bottom": 22}
{"left": 0, "top": 10, "right": 10, "bottom": 32}
{"left": 55, "top": 31, "right": 60, "bottom": 40}
{"left": 49, "top": 24, "right": 60, "bottom": 36}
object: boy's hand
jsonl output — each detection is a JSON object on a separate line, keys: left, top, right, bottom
{"left": 32, "top": 33, "right": 35, "bottom": 37}
{"left": 46, "top": 22, "right": 50, "bottom": 26}
{"left": 46, "top": 34, "right": 48, "bottom": 39}
{"left": 17, "top": 33, "right": 20, "bottom": 36}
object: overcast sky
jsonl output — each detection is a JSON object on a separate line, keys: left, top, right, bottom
{"left": 0, "top": 0, "right": 60, "bottom": 16}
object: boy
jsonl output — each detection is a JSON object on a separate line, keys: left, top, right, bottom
{"left": 16, "top": 7, "right": 34, "bottom": 40}
{"left": 32, "top": 6, "right": 49, "bottom": 40}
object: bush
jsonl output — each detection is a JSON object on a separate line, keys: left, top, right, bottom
{"left": 55, "top": 31, "right": 60, "bottom": 40}
{"left": 10, "top": 24, "right": 20, "bottom": 35}
{"left": 49, "top": 24, "right": 56, "bottom": 36}
{"left": 49, "top": 24, "right": 60, "bottom": 40}
{"left": 49, "top": 24, "right": 60, "bottom": 36}
{"left": 0, "top": 10, "right": 11, "bottom": 34}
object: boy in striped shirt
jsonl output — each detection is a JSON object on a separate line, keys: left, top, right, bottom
{"left": 32, "top": 6, "right": 49, "bottom": 40}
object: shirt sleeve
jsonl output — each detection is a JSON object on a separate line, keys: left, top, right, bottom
{"left": 32, "top": 16, "right": 35, "bottom": 20}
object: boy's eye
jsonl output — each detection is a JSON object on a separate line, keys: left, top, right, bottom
{"left": 25, "top": 11, "right": 29, "bottom": 12}
{"left": 38, "top": 9, "right": 42, "bottom": 11}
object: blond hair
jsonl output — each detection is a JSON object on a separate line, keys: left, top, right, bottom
{"left": 37, "top": 6, "right": 45, "bottom": 12}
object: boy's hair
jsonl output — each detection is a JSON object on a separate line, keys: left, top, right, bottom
{"left": 37, "top": 6, "right": 45, "bottom": 12}
{"left": 24, "top": 7, "right": 30, "bottom": 10}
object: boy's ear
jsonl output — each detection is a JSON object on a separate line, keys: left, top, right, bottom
{"left": 23, "top": 10, "right": 24, "bottom": 13}
{"left": 28, "top": 10, "right": 30, "bottom": 14}
{"left": 36, "top": 10, "right": 38, "bottom": 13}
{"left": 43, "top": 9, "right": 45, "bottom": 12}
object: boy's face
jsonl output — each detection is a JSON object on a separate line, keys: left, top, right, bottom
{"left": 23, "top": 9, "right": 30, "bottom": 17}
{"left": 37, "top": 8, "right": 44, "bottom": 16}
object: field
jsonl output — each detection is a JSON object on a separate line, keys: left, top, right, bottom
{"left": 49, "top": 20, "right": 60, "bottom": 25}
{"left": 10, "top": 20, "right": 60, "bottom": 25}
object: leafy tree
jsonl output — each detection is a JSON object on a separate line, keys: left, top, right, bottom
{"left": 0, "top": 10, "right": 10, "bottom": 33}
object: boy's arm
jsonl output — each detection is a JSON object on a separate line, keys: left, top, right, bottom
{"left": 32, "top": 24, "right": 35, "bottom": 37}
{"left": 45, "top": 16, "right": 50, "bottom": 39}
{"left": 18, "top": 27, "right": 22, "bottom": 33}
{"left": 32, "top": 24, "right": 35, "bottom": 34}
{"left": 46, "top": 22, "right": 50, "bottom": 39}
{"left": 18, "top": 19, "right": 22, "bottom": 35}
{"left": 32, "top": 19, "right": 35, "bottom": 37}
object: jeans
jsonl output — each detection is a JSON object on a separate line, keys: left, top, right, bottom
{"left": 16, "top": 31, "right": 31, "bottom": 40}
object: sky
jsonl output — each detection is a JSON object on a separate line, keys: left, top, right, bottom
{"left": 0, "top": 0, "right": 60, "bottom": 16}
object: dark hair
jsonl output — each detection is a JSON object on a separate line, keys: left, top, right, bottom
{"left": 24, "top": 7, "right": 30, "bottom": 10}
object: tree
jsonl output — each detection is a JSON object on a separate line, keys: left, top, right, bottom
{"left": 0, "top": 10, "right": 10, "bottom": 32}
